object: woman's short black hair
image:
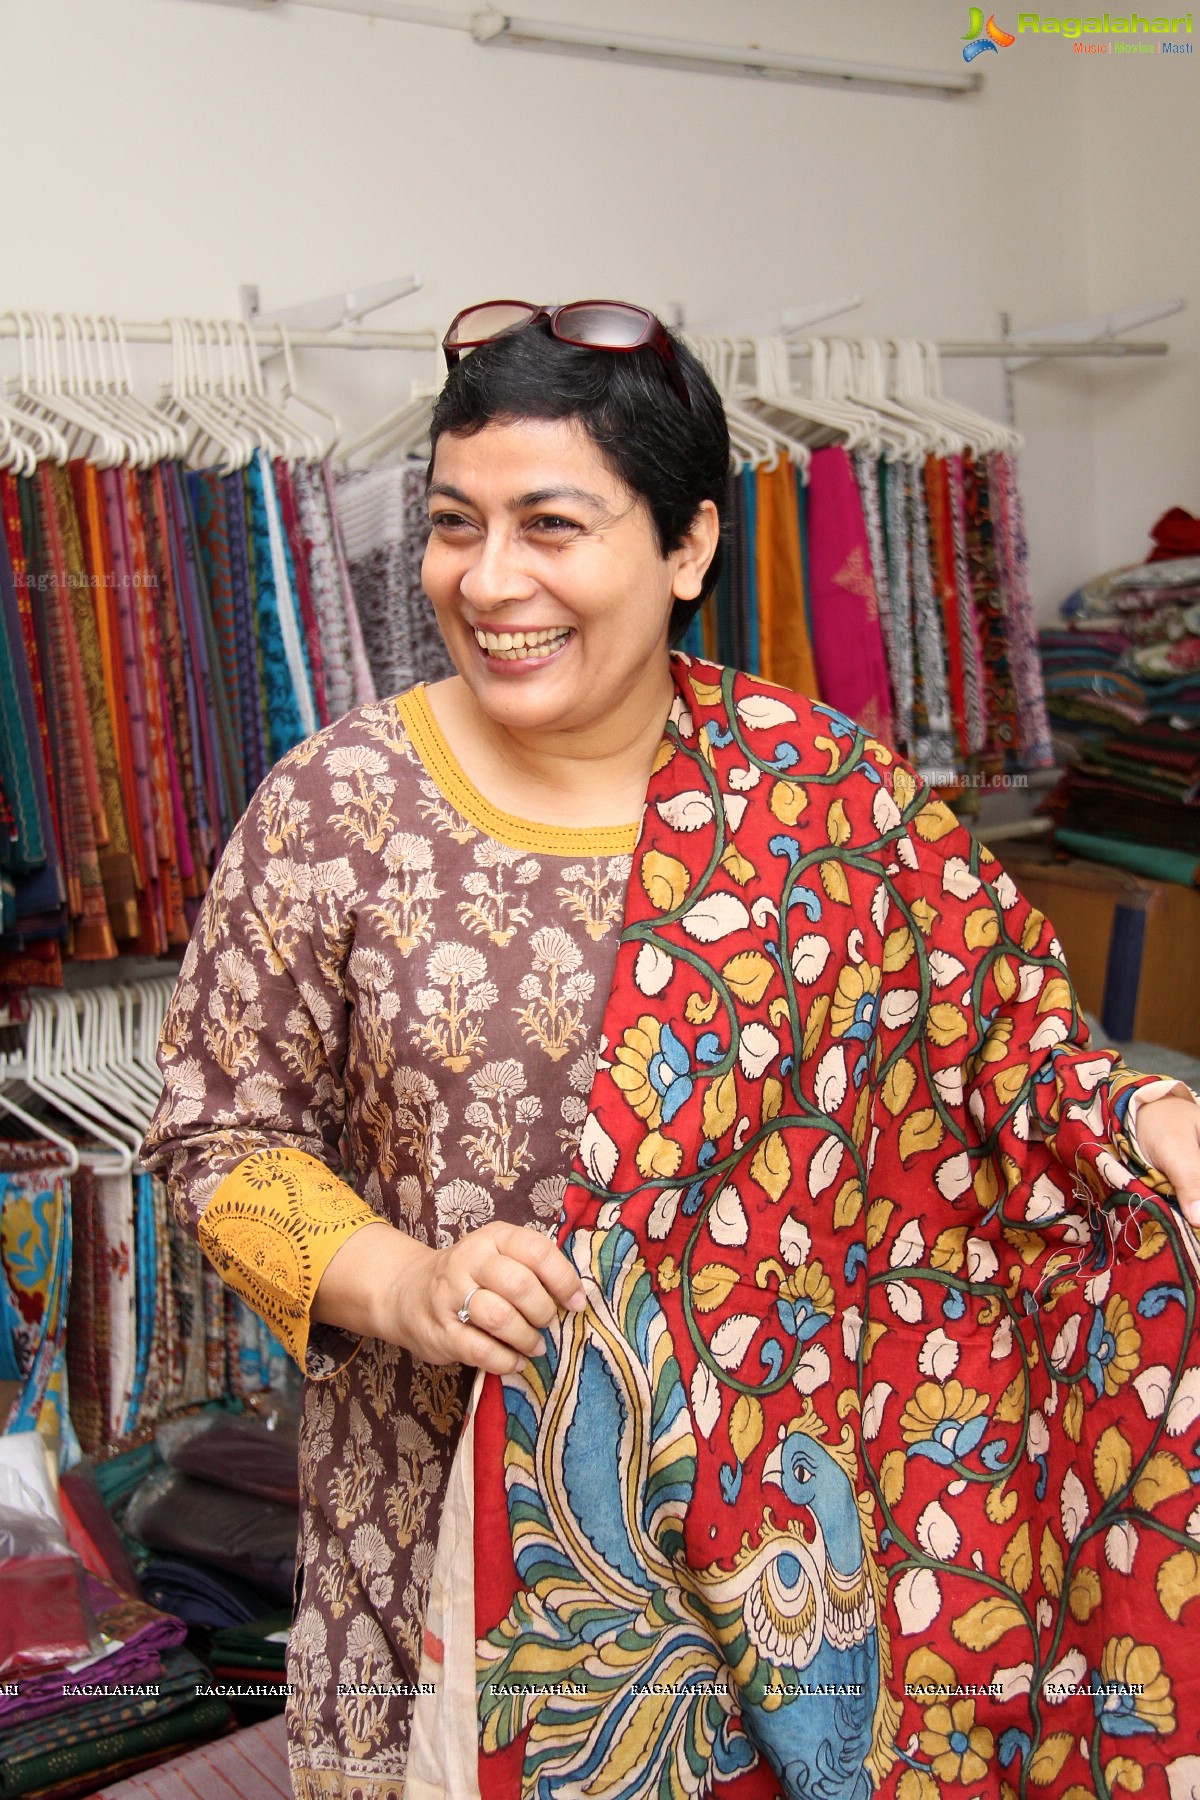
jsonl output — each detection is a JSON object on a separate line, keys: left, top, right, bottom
{"left": 428, "top": 321, "right": 731, "bottom": 640}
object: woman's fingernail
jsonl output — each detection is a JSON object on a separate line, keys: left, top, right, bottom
{"left": 566, "top": 1291, "right": 587, "bottom": 1312}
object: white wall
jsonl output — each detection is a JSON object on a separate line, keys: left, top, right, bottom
{"left": 1, "top": 0, "right": 1193, "bottom": 614}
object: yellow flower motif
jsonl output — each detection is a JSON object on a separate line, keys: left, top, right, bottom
{"left": 919, "top": 1698, "right": 994, "bottom": 1785}
{"left": 829, "top": 962, "right": 881, "bottom": 1041}
{"left": 1096, "top": 1294, "right": 1142, "bottom": 1396}
{"left": 657, "top": 1255, "right": 681, "bottom": 1293}
{"left": 899, "top": 1380, "right": 989, "bottom": 1453}
{"left": 612, "top": 1021, "right": 664, "bottom": 1127}
{"left": 780, "top": 1260, "right": 835, "bottom": 1315}
{"left": 1099, "top": 1636, "right": 1176, "bottom": 1736}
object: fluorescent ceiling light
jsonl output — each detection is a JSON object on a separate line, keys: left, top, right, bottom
{"left": 179, "top": 1, "right": 979, "bottom": 96}
{"left": 469, "top": 12, "right": 981, "bottom": 96}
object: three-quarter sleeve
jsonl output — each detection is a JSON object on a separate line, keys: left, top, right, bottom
{"left": 142, "top": 750, "right": 381, "bottom": 1373}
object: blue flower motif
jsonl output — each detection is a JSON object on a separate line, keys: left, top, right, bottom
{"left": 648, "top": 1022, "right": 694, "bottom": 1125}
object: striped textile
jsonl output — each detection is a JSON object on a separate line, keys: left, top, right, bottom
{"left": 91, "top": 1711, "right": 289, "bottom": 1800}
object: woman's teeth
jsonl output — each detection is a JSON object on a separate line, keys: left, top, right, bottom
{"left": 473, "top": 626, "right": 572, "bottom": 662}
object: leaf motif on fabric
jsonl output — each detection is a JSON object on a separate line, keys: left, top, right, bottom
{"left": 807, "top": 1133, "right": 844, "bottom": 1198}
{"left": 680, "top": 893, "right": 751, "bottom": 943}
{"left": 578, "top": 1113, "right": 619, "bottom": 1188}
{"left": 709, "top": 1313, "right": 760, "bottom": 1371}
{"left": 864, "top": 1197, "right": 895, "bottom": 1250}
{"left": 1068, "top": 1566, "right": 1100, "bottom": 1621}
{"left": 999, "top": 1522, "right": 1034, "bottom": 1595}
{"left": 833, "top": 1178, "right": 863, "bottom": 1230}
{"left": 927, "top": 1003, "right": 969, "bottom": 1047}
{"left": 728, "top": 1394, "right": 764, "bottom": 1463}
{"left": 889, "top": 1218, "right": 925, "bottom": 1268}
{"left": 916, "top": 1500, "right": 961, "bottom": 1560}
{"left": 769, "top": 779, "right": 808, "bottom": 825}
{"left": 881, "top": 989, "right": 920, "bottom": 1030}
{"left": 862, "top": 1381, "right": 892, "bottom": 1441}
{"left": 792, "top": 1344, "right": 831, "bottom": 1394}
{"left": 691, "top": 1263, "right": 741, "bottom": 1314}
{"left": 898, "top": 1108, "right": 945, "bottom": 1162}
{"left": 819, "top": 860, "right": 851, "bottom": 907}
{"left": 1166, "top": 1368, "right": 1200, "bottom": 1436}
{"left": 894, "top": 1567, "right": 941, "bottom": 1635}
{"left": 964, "top": 905, "right": 1000, "bottom": 950}
{"left": 1040, "top": 1525, "right": 1064, "bottom": 1599}
{"left": 738, "top": 1021, "right": 778, "bottom": 1081}
{"left": 871, "top": 787, "right": 902, "bottom": 835}
{"left": 736, "top": 694, "right": 797, "bottom": 731}
{"left": 825, "top": 799, "right": 851, "bottom": 847}
{"left": 1060, "top": 1469, "right": 1090, "bottom": 1543}
{"left": 646, "top": 1188, "right": 680, "bottom": 1241}
{"left": 702, "top": 1071, "right": 739, "bottom": 1142}
{"left": 1027, "top": 1733, "right": 1075, "bottom": 1787}
{"left": 1133, "top": 1452, "right": 1192, "bottom": 1511}
{"left": 750, "top": 1131, "right": 792, "bottom": 1203}
{"left": 882, "top": 926, "right": 915, "bottom": 972}
{"left": 933, "top": 1153, "right": 972, "bottom": 1201}
{"left": 951, "top": 1593, "right": 1026, "bottom": 1651}
{"left": 721, "top": 950, "right": 775, "bottom": 1007}
{"left": 690, "top": 1362, "right": 721, "bottom": 1440}
{"left": 941, "top": 857, "right": 981, "bottom": 899}
{"left": 1156, "top": 1547, "right": 1200, "bottom": 1622}
{"left": 913, "top": 800, "right": 957, "bottom": 843}
{"left": 814, "top": 1047, "right": 848, "bottom": 1115}
{"left": 1105, "top": 1522, "right": 1139, "bottom": 1574}
{"left": 635, "top": 1131, "right": 683, "bottom": 1180}
{"left": 918, "top": 1329, "right": 961, "bottom": 1383}
{"left": 634, "top": 941, "right": 674, "bottom": 998}
{"left": 655, "top": 789, "right": 715, "bottom": 832}
{"left": 640, "top": 850, "right": 690, "bottom": 913}
{"left": 881, "top": 1057, "right": 917, "bottom": 1116}
{"left": 1093, "top": 1426, "right": 1133, "bottom": 1501}
{"left": 708, "top": 1186, "right": 748, "bottom": 1249}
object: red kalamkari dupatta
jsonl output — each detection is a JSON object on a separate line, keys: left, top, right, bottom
{"left": 474, "top": 655, "right": 1200, "bottom": 1800}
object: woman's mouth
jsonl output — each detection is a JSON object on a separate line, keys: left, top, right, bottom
{"left": 472, "top": 626, "right": 574, "bottom": 663}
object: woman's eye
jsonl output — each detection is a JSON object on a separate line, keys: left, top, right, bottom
{"left": 528, "top": 515, "right": 580, "bottom": 534}
{"left": 429, "top": 511, "right": 475, "bottom": 533}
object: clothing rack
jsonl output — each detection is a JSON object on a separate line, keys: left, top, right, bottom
{"left": 0, "top": 317, "right": 1172, "bottom": 358}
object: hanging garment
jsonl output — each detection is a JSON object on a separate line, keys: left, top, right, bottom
{"left": 804, "top": 447, "right": 894, "bottom": 745}
{"left": 988, "top": 451, "right": 1055, "bottom": 769}
{"left": 335, "top": 462, "right": 456, "bottom": 697}
{"left": 962, "top": 453, "right": 1021, "bottom": 768}
{"left": 0, "top": 1144, "right": 74, "bottom": 1453}
{"left": 753, "top": 460, "right": 818, "bottom": 698}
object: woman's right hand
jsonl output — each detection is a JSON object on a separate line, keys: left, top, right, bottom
{"left": 312, "top": 1218, "right": 588, "bottom": 1374}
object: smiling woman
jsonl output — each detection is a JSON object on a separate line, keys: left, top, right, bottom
{"left": 142, "top": 303, "right": 1200, "bottom": 1800}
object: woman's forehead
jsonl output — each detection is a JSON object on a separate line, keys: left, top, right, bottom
{"left": 429, "top": 417, "right": 629, "bottom": 502}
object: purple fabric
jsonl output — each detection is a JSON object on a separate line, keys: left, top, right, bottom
{"left": 0, "top": 1575, "right": 184, "bottom": 1729}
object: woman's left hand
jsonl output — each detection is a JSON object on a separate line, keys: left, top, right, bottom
{"left": 1134, "top": 1093, "right": 1200, "bottom": 1228}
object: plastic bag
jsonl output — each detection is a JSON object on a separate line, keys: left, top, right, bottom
{"left": 124, "top": 1467, "right": 298, "bottom": 1603}
{"left": 0, "top": 1433, "right": 100, "bottom": 1676}
{"left": 155, "top": 1398, "right": 299, "bottom": 1507}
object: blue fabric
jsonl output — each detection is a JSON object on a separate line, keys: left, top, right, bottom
{"left": 245, "top": 456, "right": 306, "bottom": 764}
{"left": 124, "top": 1171, "right": 157, "bottom": 1436}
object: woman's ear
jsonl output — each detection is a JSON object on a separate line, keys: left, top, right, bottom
{"left": 670, "top": 500, "right": 721, "bottom": 602}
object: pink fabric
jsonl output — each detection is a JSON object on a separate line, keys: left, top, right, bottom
{"left": 804, "top": 447, "right": 895, "bottom": 744}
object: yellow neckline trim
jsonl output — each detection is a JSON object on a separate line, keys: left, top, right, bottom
{"left": 397, "top": 686, "right": 641, "bottom": 856}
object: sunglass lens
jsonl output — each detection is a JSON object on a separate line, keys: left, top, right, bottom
{"left": 444, "top": 302, "right": 538, "bottom": 347}
{"left": 555, "top": 303, "right": 651, "bottom": 348}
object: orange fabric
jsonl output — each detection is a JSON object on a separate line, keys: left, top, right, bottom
{"left": 754, "top": 462, "right": 818, "bottom": 697}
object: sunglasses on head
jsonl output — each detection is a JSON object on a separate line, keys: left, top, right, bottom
{"left": 441, "top": 300, "right": 692, "bottom": 410}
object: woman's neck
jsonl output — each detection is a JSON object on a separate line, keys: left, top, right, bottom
{"left": 423, "top": 662, "right": 675, "bottom": 829}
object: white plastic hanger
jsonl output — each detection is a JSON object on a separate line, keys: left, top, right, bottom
{"left": 278, "top": 325, "right": 339, "bottom": 463}
{"left": 891, "top": 339, "right": 1019, "bottom": 456}
{"left": 12, "top": 1000, "right": 134, "bottom": 1172}
{"left": 740, "top": 334, "right": 878, "bottom": 455}
{"left": 0, "top": 1052, "right": 81, "bottom": 1174}
{"left": 338, "top": 375, "right": 439, "bottom": 469}
{"left": 825, "top": 340, "right": 929, "bottom": 462}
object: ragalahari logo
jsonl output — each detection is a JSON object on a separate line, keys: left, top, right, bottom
{"left": 963, "top": 8, "right": 1018, "bottom": 56}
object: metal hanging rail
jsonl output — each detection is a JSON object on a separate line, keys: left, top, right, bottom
{"left": 0, "top": 318, "right": 1171, "bottom": 358}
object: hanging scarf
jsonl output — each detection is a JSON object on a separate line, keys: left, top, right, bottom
{"left": 472, "top": 655, "right": 1200, "bottom": 1800}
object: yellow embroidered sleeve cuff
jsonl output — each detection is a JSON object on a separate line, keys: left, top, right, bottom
{"left": 198, "top": 1146, "right": 382, "bottom": 1368}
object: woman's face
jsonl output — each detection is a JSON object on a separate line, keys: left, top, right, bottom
{"left": 423, "top": 417, "right": 715, "bottom": 739}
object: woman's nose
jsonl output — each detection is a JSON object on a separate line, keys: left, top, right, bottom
{"left": 458, "top": 529, "right": 536, "bottom": 608}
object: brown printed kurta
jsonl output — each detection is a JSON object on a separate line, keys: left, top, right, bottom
{"left": 142, "top": 686, "right": 638, "bottom": 1799}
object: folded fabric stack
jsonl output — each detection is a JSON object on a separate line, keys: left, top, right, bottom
{"left": 1039, "top": 525, "right": 1200, "bottom": 884}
